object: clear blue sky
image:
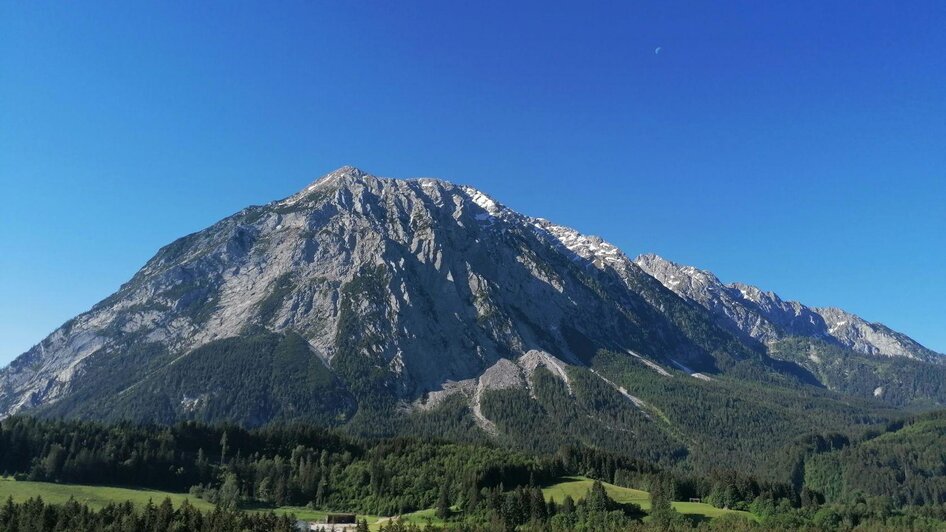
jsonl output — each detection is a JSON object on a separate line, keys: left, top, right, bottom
{"left": 1, "top": 1, "right": 944, "bottom": 365}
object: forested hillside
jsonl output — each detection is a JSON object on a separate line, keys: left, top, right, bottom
{"left": 32, "top": 331, "right": 356, "bottom": 427}
{"left": 770, "top": 337, "right": 946, "bottom": 407}
{"left": 805, "top": 410, "right": 946, "bottom": 508}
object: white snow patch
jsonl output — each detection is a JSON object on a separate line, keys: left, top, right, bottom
{"left": 829, "top": 320, "right": 848, "bottom": 334}
{"left": 468, "top": 190, "right": 500, "bottom": 213}
{"left": 531, "top": 220, "right": 626, "bottom": 268}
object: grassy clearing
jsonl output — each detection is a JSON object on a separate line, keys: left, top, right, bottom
{"left": 0, "top": 478, "right": 385, "bottom": 527}
{"left": 0, "top": 477, "right": 215, "bottom": 511}
{"left": 396, "top": 507, "right": 448, "bottom": 526}
{"left": 541, "top": 476, "right": 756, "bottom": 521}
{"left": 542, "top": 475, "right": 650, "bottom": 506}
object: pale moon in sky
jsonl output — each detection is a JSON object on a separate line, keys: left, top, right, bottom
{"left": 655, "top": 47, "right": 662, "bottom": 55}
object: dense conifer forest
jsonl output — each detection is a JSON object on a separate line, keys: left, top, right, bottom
{"left": 2, "top": 412, "right": 946, "bottom": 530}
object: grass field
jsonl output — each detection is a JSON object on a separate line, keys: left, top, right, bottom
{"left": 0, "top": 475, "right": 753, "bottom": 528}
{"left": 0, "top": 477, "right": 215, "bottom": 512}
{"left": 396, "top": 507, "right": 450, "bottom": 526}
{"left": 541, "top": 476, "right": 756, "bottom": 521}
{"left": 0, "top": 478, "right": 392, "bottom": 529}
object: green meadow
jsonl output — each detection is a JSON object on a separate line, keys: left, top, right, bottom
{"left": 0, "top": 475, "right": 753, "bottom": 529}
{"left": 0, "top": 477, "right": 215, "bottom": 512}
{"left": 541, "top": 476, "right": 757, "bottom": 521}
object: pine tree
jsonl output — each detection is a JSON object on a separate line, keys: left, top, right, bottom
{"left": 315, "top": 477, "right": 327, "bottom": 506}
{"left": 218, "top": 472, "right": 240, "bottom": 509}
{"left": 584, "top": 480, "right": 613, "bottom": 513}
{"left": 465, "top": 482, "right": 481, "bottom": 511}
{"left": 257, "top": 477, "right": 272, "bottom": 503}
{"left": 219, "top": 432, "right": 228, "bottom": 466}
{"left": 561, "top": 495, "right": 575, "bottom": 514}
{"left": 649, "top": 473, "right": 679, "bottom": 525}
{"left": 529, "top": 488, "right": 547, "bottom": 521}
{"left": 436, "top": 481, "right": 451, "bottom": 519}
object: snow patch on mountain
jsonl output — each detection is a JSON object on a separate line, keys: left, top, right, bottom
{"left": 530, "top": 219, "right": 626, "bottom": 268}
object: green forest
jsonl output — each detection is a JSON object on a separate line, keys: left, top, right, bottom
{"left": 2, "top": 410, "right": 946, "bottom": 531}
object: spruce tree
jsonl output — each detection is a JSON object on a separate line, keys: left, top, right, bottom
{"left": 561, "top": 495, "right": 575, "bottom": 514}
{"left": 436, "top": 481, "right": 451, "bottom": 519}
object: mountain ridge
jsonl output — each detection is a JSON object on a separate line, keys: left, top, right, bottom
{"left": 634, "top": 253, "right": 942, "bottom": 362}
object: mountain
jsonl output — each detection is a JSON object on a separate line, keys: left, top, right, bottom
{"left": 0, "top": 166, "right": 936, "bottom": 475}
{"left": 0, "top": 167, "right": 762, "bottom": 417}
{"left": 635, "top": 253, "right": 946, "bottom": 406}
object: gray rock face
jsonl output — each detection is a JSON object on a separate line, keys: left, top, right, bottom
{"left": 634, "top": 254, "right": 942, "bottom": 362}
{"left": 1, "top": 167, "right": 753, "bottom": 419}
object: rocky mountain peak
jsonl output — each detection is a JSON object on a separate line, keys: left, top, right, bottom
{"left": 319, "top": 165, "right": 369, "bottom": 183}
{"left": 295, "top": 165, "right": 373, "bottom": 195}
